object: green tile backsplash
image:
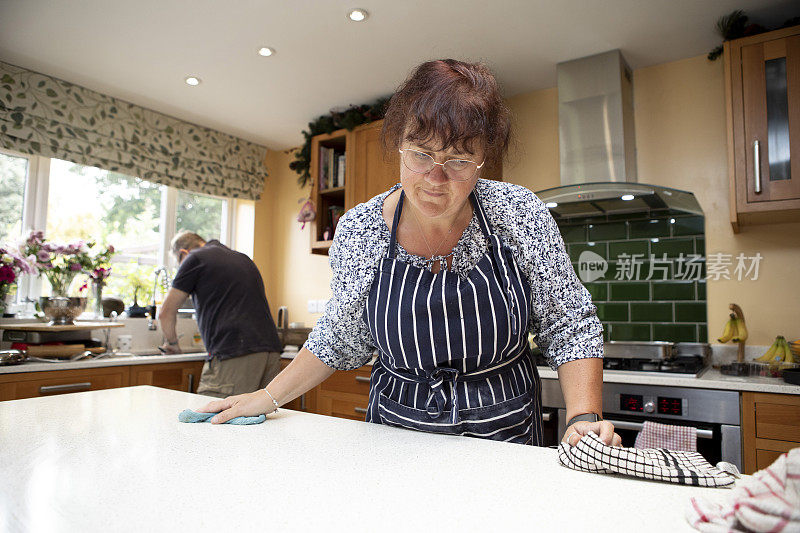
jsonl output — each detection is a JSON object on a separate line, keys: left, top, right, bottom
{"left": 558, "top": 211, "right": 706, "bottom": 344}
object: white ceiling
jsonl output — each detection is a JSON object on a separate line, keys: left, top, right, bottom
{"left": 0, "top": 0, "right": 796, "bottom": 150}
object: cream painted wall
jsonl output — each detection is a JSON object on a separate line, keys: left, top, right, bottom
{"left": 258, "top": 54, "right": 800, "bottom": 345}
{"left": 254, "top": 149, "right": 332, "bottom": 327}
{"left": 633, "top": 55, "right": 800, "bottom": 345}
{"left": 506, "top": 54, "right": 800, "bottom": 345}
{"left": 505, "top": 87, "right": 560, "bottom": 190}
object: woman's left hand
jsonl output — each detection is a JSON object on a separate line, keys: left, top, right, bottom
{"left": 562, "top": 420, "right": 622, "bottom": 447}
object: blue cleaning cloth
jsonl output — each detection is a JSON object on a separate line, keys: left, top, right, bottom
{"left": 178, "top": 409, "right": 266, "bottom": 425}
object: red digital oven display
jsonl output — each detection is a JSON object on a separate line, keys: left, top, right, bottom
{"left": 658, "top": 397, "right": 682, "bottom": 416}
{"left": 620, "top": 394, "right": 643, "bottom": 412}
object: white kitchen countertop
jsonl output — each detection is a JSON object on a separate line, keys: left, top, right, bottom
{"left": 0, "top": 386, "right": 734, "bottom": 532}
{"left": 537, "top": 366, "right": 800, "bottom": 395}
{"left": 0, "top": 351, "right": 207, "bottom": 374}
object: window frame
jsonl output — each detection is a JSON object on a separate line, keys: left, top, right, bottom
{"left": 0, "top": 150, "right": 237, "bottom": 303}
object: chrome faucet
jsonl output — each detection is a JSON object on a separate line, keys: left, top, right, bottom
{"left": 147, "top": 267, "right": 171, "bottom": 331}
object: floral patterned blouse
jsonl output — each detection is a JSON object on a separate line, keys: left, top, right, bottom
{"left": 304, "top": 179, "right": 604, "bottom": 371}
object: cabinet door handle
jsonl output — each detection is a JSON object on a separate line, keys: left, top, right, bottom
{"left": 40, "top": 382, "right": 91, "bottom": 394}
{"left": 355, "top": 376, "right": 370, "bottom": 383}
{"left": 300, "top": 393, "right": 306, "bottom": 410}
{"left": 541, "top": 412, "right": 552, "bottom": 422}
{"left": 602, "top": 418, "right": 713, "bottom": 439}
{"left": 354, "top": 407, "right": 368, "bottom": 414}
{"left": 188, "top": 374, "right": 194, "bottom": 393}
{"left": 753, "top": 140, "right": 762, "bottom": 194}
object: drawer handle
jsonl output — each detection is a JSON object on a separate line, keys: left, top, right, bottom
{"left": 354, "top": 407, "right": 368, "bottom": 414}
{"left": 354, "top": 376, "right": 370, "bottom": 383}
{"left": 753, "top": 139, "right": 761, "bottom": 194}
{"left": 40, "top": 382, "right": 92, "bottom": 394}
{"left": 542, "top": 412, "right": 552, "bottom": 422}
{"left": 603, "top": 418, "right": 713, "bottom": 439}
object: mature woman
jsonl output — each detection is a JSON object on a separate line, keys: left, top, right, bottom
{"left": 200, "top": 59, "right": 621, "bottom": 448}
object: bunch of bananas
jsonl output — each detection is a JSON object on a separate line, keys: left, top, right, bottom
{"left": 717, "top": 314, "right": 748, "bottom": 343}
{"left": 755, "top": 336, "right": 800, "bottom": 364}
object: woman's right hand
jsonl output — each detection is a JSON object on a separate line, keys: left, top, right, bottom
{"left": 195, "top": 389, "right": 275, "bottom": 424}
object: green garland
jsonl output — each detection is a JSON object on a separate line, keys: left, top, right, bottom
{"left": 290, "top": 97, "right": 390, "bottom": 187}
{"left": 707, "top": 10, "right": 799, "bottom": 61}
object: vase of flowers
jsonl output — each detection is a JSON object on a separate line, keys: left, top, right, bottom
{"left": 0, "top": 246, "right": 35, "bottom": 316}
{"left": 87, "top": 245, "right": 115, "bottom": 318}
{"left": 21, "top": 231, "right": 93, "bottom": 324}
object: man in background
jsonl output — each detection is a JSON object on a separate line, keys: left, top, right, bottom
{"left": 158, "top": 231, "right": 282, "bottom": 398}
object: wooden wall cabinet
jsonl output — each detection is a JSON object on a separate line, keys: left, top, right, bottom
{"left": 309, "top": 119, "right": 503, "bottom": 255}
{"left": 741, "top": 391, "right": 800, "bottom": 474}
{"left": 725, "top": 25, "right": 800, "bottom": 232}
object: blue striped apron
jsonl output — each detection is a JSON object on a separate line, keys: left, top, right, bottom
{"left": 363, "top": 189, "right": 543, "bottom": 445}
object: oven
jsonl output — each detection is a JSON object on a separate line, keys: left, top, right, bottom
{"left": 540, "top": 380, "right": 742, "bottom": 471}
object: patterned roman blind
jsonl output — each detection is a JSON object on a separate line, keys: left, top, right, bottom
{"left": 0, "top": 61, "right": 267, "bottom": 200}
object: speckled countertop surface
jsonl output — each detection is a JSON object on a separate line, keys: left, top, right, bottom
{"left": 537, "top": 367, "right": 800, "bottom": 395}
{"left": 0, "top": 386, "right": 735, "bottom": 532}
{"left": 0, "top": 351, "right": 207, "bottom": 374}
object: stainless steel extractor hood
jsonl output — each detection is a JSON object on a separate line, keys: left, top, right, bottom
{"left": 536, "top": 50, "right": 703, "bottom": 218}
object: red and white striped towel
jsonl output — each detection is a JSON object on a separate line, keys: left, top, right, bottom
{"left": 635, "top": 420, "right": 697, "bottom": 452}
{"left": 686, "top": 448, "right": 800, "bottom": 532}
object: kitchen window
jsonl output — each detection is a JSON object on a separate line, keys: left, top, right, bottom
{"left": 0, "top": 149, "right": 246, "bottom": 307}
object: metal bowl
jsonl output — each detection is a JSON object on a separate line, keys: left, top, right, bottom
{"left": 39, "top": 297, "right": 87, "bottom": 325}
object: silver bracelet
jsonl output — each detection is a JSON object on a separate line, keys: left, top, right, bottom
{"left": 264, "top": 388, "right": 279, "bottom": 413}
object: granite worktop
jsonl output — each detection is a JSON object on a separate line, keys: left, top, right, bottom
{"left": 0, "top": 351, "right": 207, "bottom": 374}
{"left": 0, "top": 386, "right": 736, "bottom": 531}
{"left": 537, "top": 366, "right": 799, "bottom": 395}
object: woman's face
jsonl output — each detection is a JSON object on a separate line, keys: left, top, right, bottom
{"left": 399, "top": 138, "right": 483, "bottom": 221}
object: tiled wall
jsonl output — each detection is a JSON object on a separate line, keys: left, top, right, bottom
{"left": 556, "top": 211, "right": 707, "bottom": 343}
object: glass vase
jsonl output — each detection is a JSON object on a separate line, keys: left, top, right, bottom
{"left": 46, "top": 270, "right": 78, "bottom": 297}
{"left": 92, "top": 281, "right": 105, "bottom": 319}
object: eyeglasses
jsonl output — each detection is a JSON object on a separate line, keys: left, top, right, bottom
{"left": 399, "top": 148, "right": 484, "bottom": 182}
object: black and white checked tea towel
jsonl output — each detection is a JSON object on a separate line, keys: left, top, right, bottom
{"left": 558, "top": 432, "right": 737, "bottom": 488}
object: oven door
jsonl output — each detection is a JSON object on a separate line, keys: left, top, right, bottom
{"left": 557, "top": 409, "right": 742, "bottom": 469}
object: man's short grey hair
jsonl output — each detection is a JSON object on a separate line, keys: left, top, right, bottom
{"left": 171, "top": 231, "right": 205, "bottom": 257}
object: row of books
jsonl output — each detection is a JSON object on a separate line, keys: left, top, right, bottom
{"left": 319, "top": 146, "right": 345, "bottom": 189}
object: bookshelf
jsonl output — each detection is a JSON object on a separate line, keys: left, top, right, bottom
{"left": 310, "top": 129, "right": 350, "bottom": 255}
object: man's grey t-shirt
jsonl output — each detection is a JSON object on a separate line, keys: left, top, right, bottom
{"left": 171, "top": 240, "right": 281, "bottom": 360}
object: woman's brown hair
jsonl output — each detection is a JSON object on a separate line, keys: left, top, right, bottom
{"left": 381, "top": 59, "right": 511, "bottom": 164}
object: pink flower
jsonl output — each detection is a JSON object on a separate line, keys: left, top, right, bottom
{"left": 0, "top": 265, "right": 15, "bottom": 283}
{"left": 107, "top": 245, "right": 115, "bottom": 254}
{"left": 36, "top": 250, "right": 50, "bottom": 262}
{"left": 69, "top": 262, "right": 82, "bottom": 271}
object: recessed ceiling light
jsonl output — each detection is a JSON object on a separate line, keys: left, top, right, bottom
{"left": 258, "top": 47, "right": 275, "bottom": 57}
{"left": 348, "top": 8, "right": 368, "bottom": 21}
{"left": 185, "top": 76, "right": 201, "bottom": 86}
{"left": 545, "top": 202, "right": 558, "bottom": 208}
{"left": 620, "top": 194, "right": 634, "bottom": 201}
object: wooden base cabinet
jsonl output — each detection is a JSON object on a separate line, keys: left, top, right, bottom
{"left": 278, "top": 358, "right": 317, "bottom": 412}
{"left": 741, "top": 391, "right": 800, "bottom": 474}
{"left": 0, "top": 367, "right": 129, "bottom": 401}
{"left": 130, "top": 361, "right": 204, "bottom": 393}
{"left": 315, "top": 366, "right": 371, "bottom": 421}
{"left": 0, "top": 360, "right": 206, "bottom": 401}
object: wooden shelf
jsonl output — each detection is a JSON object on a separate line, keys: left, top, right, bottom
{"left": 6, "top": 322, "right": 125, "bottom": 332}
{"left": 311, "top": 240, "right": 334, "bottom": 255}
{"left": 319, "top": 186, "right": 345, "bottom": 196}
